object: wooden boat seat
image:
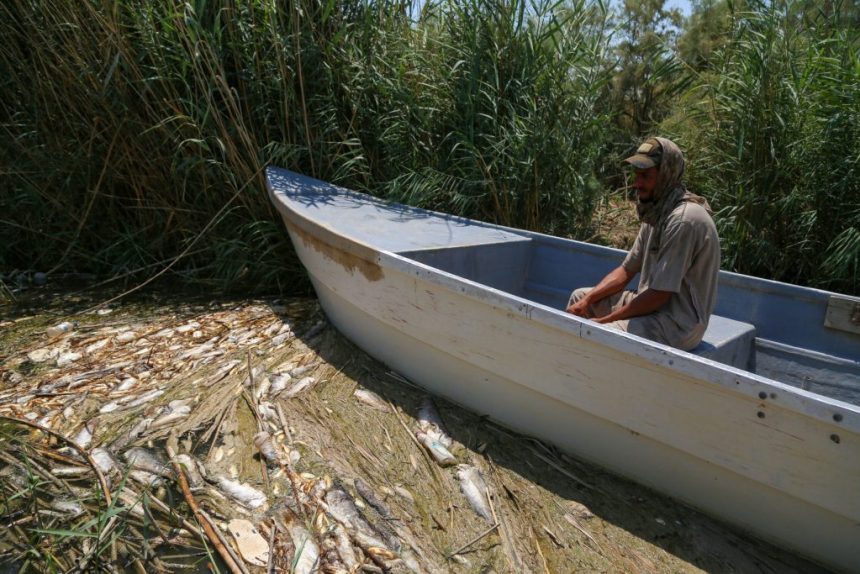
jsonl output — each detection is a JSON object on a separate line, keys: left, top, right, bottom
{"left": 692, "top": 314, "right": 756, "bottom": 370}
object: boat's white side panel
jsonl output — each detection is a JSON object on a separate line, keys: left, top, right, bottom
{"left": 285, "top": 223, "right": 860, "bottom": 573}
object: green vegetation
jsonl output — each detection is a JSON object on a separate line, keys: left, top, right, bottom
{"left": 1, "top": 0, "right": 857, "bottom": 294}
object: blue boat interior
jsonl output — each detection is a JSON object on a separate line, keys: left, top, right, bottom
{"left": 400, "top": 236, "right": 860, "bottom": 406}
{"left": 266, "top": 167, "right": 860, "bottom": 406}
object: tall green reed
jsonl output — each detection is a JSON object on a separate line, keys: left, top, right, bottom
{"left": 668, "top": 0, "right": 859, "bottom": 294}
{"left": 0, "top": 0, "right": 614, "bottom": 293}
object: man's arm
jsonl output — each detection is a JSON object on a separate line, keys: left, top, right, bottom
{"left": 593, "top": 288, "right": 672, "bottom": 323}
{"left": 566, "top": 265, "right": 635, "bottom": 317}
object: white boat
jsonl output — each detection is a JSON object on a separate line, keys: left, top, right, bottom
{"left": 266, "top": 167, "right": 860, "bottom": 572}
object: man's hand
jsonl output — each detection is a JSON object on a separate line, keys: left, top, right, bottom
{"left": 566, "top": 298, "right": 590, "bottom": 317}
{"left": 594, "top": 288, "right": 672, "bottom": 324}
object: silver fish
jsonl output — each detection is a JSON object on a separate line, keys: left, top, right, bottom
{"left": 282, "top": 376, "right": 315, "bottom": 398}
{"left": 354, "top": 478, "right": 394, "bottom": 520}
{"left": 129, "top": 469, "right": 164, "bottom": 488}
{"left": 173, "top": 454, "right": 206, "bottom": 489}
{"left": 416, "top": 432, "right": 456, "bottom": 467}
{"left": 123, "top": 389, "right": 164, "bottom": 408}
{"left": 253, "top": 431, "right": 280, "bottom": 467}
{"left": 215, "top": 476, "right": 267, "bottom": 510}
{"left": 333, "top": 524, "right": 359, "bottom": 571}
{"left": 51, "top": 499, "right": 84, "bottom": 516}
{"left": 91, "top": 447, "right": 120, "bottom": 475}
{"left": 268, "top": 373, "right": 292, "bottom": 396}
{"left": 353, "top": 389, "right": 390, "bottom": 412}
{"left": 456, "top": 465, "right": 493, "bottom": 523}
{"left": 71, "top": 420, "right": 97, "bottom": 450}
{"left": 124, "top": 447, "right": 172, "bottom": 477}
{"left": 150, "top": 404, "right": 191, "bottom": 428}
{"left": 287, "top": 519, "right": 320, "bottom": 574}
{"left": 418, "top": 397, "right": 452, "bottom": 448}
{"left": 325, "top": 488, "right": 389, "bottom": 550}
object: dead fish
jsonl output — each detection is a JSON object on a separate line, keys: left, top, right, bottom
{"left": 115, "top": 332, "right": 136, "bottom": 344}
{"left": 282, "top": 376, "right": 316, "bottom": 399}
{"left": 51, "top": 499, "right": 84, "bottom": 516}
{"left": 253, "top": 431, "right": 280, "bottom": 467}
{"left": 111, "top": 417, "right": 152, "bottom": 451}
{"left": 56, "top": 351, "right": 82, "bottom": 367}
{"left": 271, "top": 331, "right": 292, "bottom": 346}
{"left": 286, "top": 518, "right": 320, "bottom": 574}
{"left": 175, "top": 321, "right": 201, "bottom": 334}
{"left": 117, "top": 489, "right": 146, "bottom": 516}
{"left": 257, "top": 401, "right": 278, "bottom": 423}
{"left": 113, "top": 377, "right": 138, "bottom": 393}
{"left": 71, "top": 420, "right": 97, "bottom": 450}
{"left": 84, "top": 339, "right": 109, "bottom": 355}
{"left": 289, "top": 364, "right": 316, "bottom": 378}
{"left": 215, "top": 476, "right": 267, "bottom": 510}
{"left": 150, "top": 403, "right": 191, "bottom": 428}
{"left": 354, "top": 478, "right": 394, "bottom": 521}
{"left": 123, "top": 389, "right": 164, "bottom": 408}
{"left": 51, "top": 465, "right": 90, "bottom": 477}
{"left": 152, "top": 328, "right": 175, "bottom": 339}
{"left": 129, "top": 469, "right": 164, "bottom": 488}
{"left": 173, "top": 454, "right": 206, "bottom": 489}
{"left": 27, "top": 347, "right": 60, "bottom": 363}
{"left": 457, "top": 465, "right": 493, "bottom": 523}
{"left": 333, "top": 524, "right": 359, "bottom": 571}
{"left": 124, "top": 447, "right": 172, "bottom": 478}
{"left": 416, "top": 432, "right": 456, "bottom": 467}
{"left": 325, "top": 488, "right": 389, "bottom": 550}
{"left": 254, "top": 375, "right": 271, "bottom": 401}
{"left": 418, "top": 397, "right": 452, "bottom": 447}
{"left": 91, "top": 447, "right": 120, "bottom": 476}
{"left": 268, "top": 373, "right": 292, "bottom": 396}
{"left": 353, "top": 389, "right": 390, "bottom": 412}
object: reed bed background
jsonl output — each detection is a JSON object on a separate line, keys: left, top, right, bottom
{"left": 1, "top": 0, "right": 857, "bottom": 295}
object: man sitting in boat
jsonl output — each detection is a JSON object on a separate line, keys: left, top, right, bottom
{"left": 565, "top": 137, "right": 720, "bottom": 351}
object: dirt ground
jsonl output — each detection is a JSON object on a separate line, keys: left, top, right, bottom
{"left": 0, "top": 287, "right": 830, "bottom": 573}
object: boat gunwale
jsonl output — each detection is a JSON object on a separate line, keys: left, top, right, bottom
{"left": 265, "top": 170, "right": 860, "bottom": 433}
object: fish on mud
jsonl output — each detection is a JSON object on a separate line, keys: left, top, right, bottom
{"left": 71, "top": 420, "right": 97, "bottom": 450}
{"left": 416, "top": 432, "right": 456, "bottom": 467}
{"left": 91, "top": 447, "right": 120, "bottom": 476}
{"left": 110, "top": 417, "right": 152, "bottom": 451}
{"left": 150, "top": 403, "right": 191, "bottom": 428}
{"left": 285, "top": 515, "right": 320, "bottom": 574}
{"left": 172, "top": 454, "right": 206, "bottom": 489}
{"left": 50, "top": 499, "right": 84, "bottom": 516}
{"left": 254, "top": 431, "right": 280, "bottom": 468}
{"left": 124, "top": 447, "right": 173, "bottom": 478}
{"left": 112, "top": 377, "right": 138, "bottom": 393}
{"left": 129, "top": 469, "right": 164, "bottom": 488}
{"left": 214, "top": 476, "right": 268, "bottom": 510}
{"left": 418, "top": 397, "right": 452, "bottom": 447}
{"left": 333, "top": 524, "right": 359, "bottom": 571}
{"left": 282, "top": 376, "right": 316, "bottom": 399}
{"left": 268, "top": 373, "right": 292, "bottom": 396}
{"left": 325, "top": 487, "right": 391, "bottom": 551}
{"left": 353, "top": 389, "right": 390, "bottom": 412}
{"left": 456, "top": 465, "right": 493, "bottom": 523}
{"left": 354, "top": 478, "right": 394, "bottom": 520}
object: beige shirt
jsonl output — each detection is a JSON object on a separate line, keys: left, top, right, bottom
{"left": 622, "top": 201, "right": 720, "bottom": 350}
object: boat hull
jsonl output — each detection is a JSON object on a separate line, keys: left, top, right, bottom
{"left": 283, "top": 222, "right": 858, "bottom": 572}
{"left": 266, "top": 167, "right": 860, "bottom": 572}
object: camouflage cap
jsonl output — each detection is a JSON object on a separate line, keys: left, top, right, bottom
{"left": 623, "top": 138, "right": 663, "bottom": 169}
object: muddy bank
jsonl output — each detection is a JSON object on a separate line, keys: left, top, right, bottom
{"left": 0, "top": 289, "right": 827, "bottom": 573}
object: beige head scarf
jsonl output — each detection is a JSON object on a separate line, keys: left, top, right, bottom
{"left": 636, "top": 137, "right": 711, "bottom": 247}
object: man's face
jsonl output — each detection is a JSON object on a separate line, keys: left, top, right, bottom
{"left": 633, "top": 167, "right": 659, "bottom": 203}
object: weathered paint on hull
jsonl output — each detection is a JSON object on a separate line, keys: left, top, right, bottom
{"left": 284, "top": 224, "right": 860, "bottom": 572}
